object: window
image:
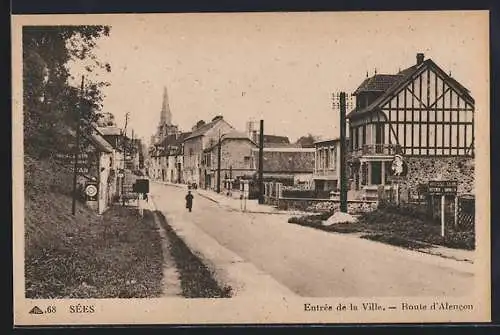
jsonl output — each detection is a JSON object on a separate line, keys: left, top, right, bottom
{"left": 353, "top": 127, "right": 359, "bottom": 149}
{"left": 362, "top": 125, "right": 366, "bottom": 145}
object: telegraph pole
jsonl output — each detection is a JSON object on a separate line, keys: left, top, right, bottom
{"left": 121, "top": 112, "right": 129, "bottom": 203}
{"left": 258, "top": 119, "right": 264, "bottom": 204}
{"left": 216, "top": 130, "right": 222, "bottom": 193}
{"left": 339, "top": 92, "right": 348, "bottom": 213}
{"left": 71, "top": 75, "right": 85, "bottom": 215}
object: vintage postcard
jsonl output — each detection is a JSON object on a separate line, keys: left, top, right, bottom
{"left": 12, "top": 11, "right": 490, "bottom": 325}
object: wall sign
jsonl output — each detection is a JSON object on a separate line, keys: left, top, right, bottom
{"left": 85, "top": 183, "right": 98, "bottom": 201}
{"left": 427, "top": 180, "right": 458, "bottom": 196}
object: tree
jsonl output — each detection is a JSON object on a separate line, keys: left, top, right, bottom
{"left": 22, "top": 26, "right": 111, "bottom": 157}
{"left": 295, "top": 133, "right": 317, "bottom": 148}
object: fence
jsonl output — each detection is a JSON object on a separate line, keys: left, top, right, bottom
{"left": 380, "top": 183, "right": 475, "bottom": 230}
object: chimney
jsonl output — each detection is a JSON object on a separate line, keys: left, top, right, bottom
{"left": 416, "top": 53, "right": 425, "bottom": 65}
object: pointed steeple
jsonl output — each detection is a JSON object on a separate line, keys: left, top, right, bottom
{"left": 160, "top": 86, "right": 172, "bottom": 126}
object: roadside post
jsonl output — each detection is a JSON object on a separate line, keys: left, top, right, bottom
{"left": 427, "top": 180, "right": 458, "bottom": 238}
{"left": 440, "top": 195, "right": 445, "bottom": 237}
{"left": 243, "top": 180, "right": 249, "bottom": 212}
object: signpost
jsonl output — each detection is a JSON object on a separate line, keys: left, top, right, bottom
{"left": 242, "top": 181, "right": 249, "bottom": 211}
{"left": 427, "top": 180, "right": 458, "bottom": 237}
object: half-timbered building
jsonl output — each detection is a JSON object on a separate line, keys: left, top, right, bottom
{"left": 347, "top": 53, "right": 475, "bottom": 199}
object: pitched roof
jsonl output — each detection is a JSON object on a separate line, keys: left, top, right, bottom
{"left": 97, "top": 126, "right": 122, "bottom": 136}
{"left": 263, "top": 134, "right": 290, "bottom": 144}
{"left": 204, "top": 131, "right": 256, "bottom": 152}
{"left": 88, "top": 129, "right": 114, "bottom": 153}
{"left": 184, "top": 117, "right": 230, "bottom": 141}
{"left": 347, "top": 58, "right": 473, "bottom": 119}
{"left": 254, "top": 150, "right": 315, "bottom": 173}
{"left": 353, "top": 74, "right": 403, "bottom": 95}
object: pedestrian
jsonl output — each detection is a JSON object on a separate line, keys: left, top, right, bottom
{"left": 185, "top": 190, "right": 194, "bottom": 212}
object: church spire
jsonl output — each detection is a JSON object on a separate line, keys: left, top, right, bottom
{"left": 160, "top": 86, "right": 172, "bottom": 126}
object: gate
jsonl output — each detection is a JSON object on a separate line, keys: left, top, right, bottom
{"left": 457, "top": 195, "right": 475, "bottom": 229}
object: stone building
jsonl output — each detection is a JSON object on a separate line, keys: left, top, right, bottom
{"left": 182, "top": 115, "right": 235, "bottom": 187}
{"left": 347, "top": 53, "right": 475, "bottom": 200}
{"left": 202, "top": 131, "right": 257, "bottom": 190}
{"left": 250, "top": 147, "right": 315, "bottom": 186}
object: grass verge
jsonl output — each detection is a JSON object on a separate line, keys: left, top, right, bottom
{"left": 288, "top": 208, "right": 474, "bottom": 250}
{"left": 154, "top": 211, "right": 232, "bottom": 298}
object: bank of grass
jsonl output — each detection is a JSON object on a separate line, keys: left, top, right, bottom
{"left": 288, "top": 208, "right": 475, "bottom": 251}
{"left": 25, "top": 156, "right": 163, "bottom": 298}
{"left": 155, "top": 212, "right": 232, "bottom": 298}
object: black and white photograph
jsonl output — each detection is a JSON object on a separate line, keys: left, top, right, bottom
{"left": 12, "top": 11, "right": 490, "bottom": 325}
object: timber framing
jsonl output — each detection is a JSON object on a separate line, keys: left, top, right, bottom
{"left": 348, "top": 55, "right": 474, "bottom": 158}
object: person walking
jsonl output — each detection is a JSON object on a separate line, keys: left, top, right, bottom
{"left": 185, "top": 190, "right": 194, "bottom": 212}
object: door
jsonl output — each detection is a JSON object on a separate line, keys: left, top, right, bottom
{"left": 371, "top": 161, "right": 382, "bottom": 185}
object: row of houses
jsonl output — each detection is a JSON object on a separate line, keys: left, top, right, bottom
{"left": 147, "top": 110, "right": 316, "bottom": 192}
{"left": 148, "top": 53, "right": 475, "bottom": 200}
{"left": 67, "top": 112, "right": 145, "bottom": 214}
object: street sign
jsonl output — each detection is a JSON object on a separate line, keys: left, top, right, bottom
{"left": 85, "top": 183, "right": 98, "bottom": 201}
{"left": 133, "top": 179, "right": 149, "bottom": 194}
{"left": 428, "top": 180, "right": 458, "bottom": 195}
{"left": 117, "top": 169, "right": 125, "bottom": 178}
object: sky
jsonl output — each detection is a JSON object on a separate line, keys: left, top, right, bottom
{"left": 67, "top": 11, "right": 488, "bottom": 145}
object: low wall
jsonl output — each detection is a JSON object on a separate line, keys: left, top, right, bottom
{"left": 268, "top": 197, "right": 378, "bottom": 214}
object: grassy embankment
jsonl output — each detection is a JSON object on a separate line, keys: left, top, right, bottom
{"left": 24, "top": 156, "right": 163, "bottom": 298}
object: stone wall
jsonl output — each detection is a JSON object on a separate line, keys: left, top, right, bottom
{"left": 400, "top": 156, "right": 474, "bottom": 200}
{"left": 267, "top": 197, "right": 377, "bottom": 214}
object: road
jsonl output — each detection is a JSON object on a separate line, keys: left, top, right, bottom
{"left": 150, "top": 182, "right": 474, "bottom": 297}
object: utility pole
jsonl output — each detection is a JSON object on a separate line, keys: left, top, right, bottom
{"left": 71, "top": 75, "right": 85, "bottom": 215}
{"left": 121, "top": 112, "right": 129, "bottom": 202}
{"left": 258, "top": 119, "right": 264, "bottom": 204}
{"left": 216, "top": 130, "right": 222, "bottom": 193}
{"left": 339, "top": 92, "right": 348, "bottom": 213}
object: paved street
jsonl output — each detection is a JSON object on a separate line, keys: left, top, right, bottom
{"left": 150, "top": 182, "right": 474, "bottom": 297}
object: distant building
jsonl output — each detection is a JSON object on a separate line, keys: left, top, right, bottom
{"left": 202, "top": 131, "right": 257, "bottom": 190}
{"left": 245, "top": 120, "right": 293, "bottom": 148}
{"left": 148, "top": 86, "right": 183, "bottom": 180}
{"left": 312, "top": 138, "right": 343, "bottom": 192}
{"left": 182, "top": 115, "right": 235, "bottom": 187}
{"left": 347, "top": 53, "right": 475, "bottom": 199}
{"left": 250, "top": 147, "right": 315, "bottom": 186}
